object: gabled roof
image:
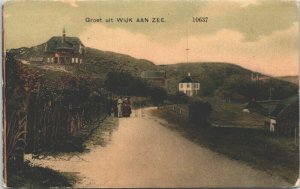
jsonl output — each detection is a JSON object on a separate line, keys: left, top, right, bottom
{"left": 179, "top": 76, "right": 195, "bottom": 83}
{"left": 45, "top": 36, "right": 84, "bottom": 53}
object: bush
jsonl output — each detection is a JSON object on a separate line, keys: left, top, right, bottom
{"left": 104, "top": 71, "right": 149, "bottom": 96}
{"left": 150, "top": 87, "right": 167, "bottom": 106}
{"left": 168, "top": 92, "right": 189, "bottom": 104}
{"left": 277, "top": 101, "right": 299, "bottom": 136}
{"left": 188, "top": 99, "right": 212, "bottom": 127}
{"left": 221, "top": 74, "right": 298, "bottom": 101}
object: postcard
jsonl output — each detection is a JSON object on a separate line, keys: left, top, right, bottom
{"left": 2, "top": 0, "right": 299, "bottom": 188}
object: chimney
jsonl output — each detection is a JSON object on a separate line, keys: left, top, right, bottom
{"left": 62, "top": 27, "right": 66, "bottom": 43}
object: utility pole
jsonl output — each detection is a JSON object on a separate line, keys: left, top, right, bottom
{"left": 186, "top": 47, "right": 190, "bottom": 64}
{"left": 186, "top": 28, "right": 190, "bottom": 64}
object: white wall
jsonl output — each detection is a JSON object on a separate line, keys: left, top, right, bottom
{"left": 178, "top": 82, "right": 200, "bottom": 97}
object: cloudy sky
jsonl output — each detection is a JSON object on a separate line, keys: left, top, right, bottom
{"left": 4, "top": 0, "right": 299, "bottom": 76}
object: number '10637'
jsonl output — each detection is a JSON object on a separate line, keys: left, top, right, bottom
{"left": 192, "top": 17, "right": 208, "bottom": 23}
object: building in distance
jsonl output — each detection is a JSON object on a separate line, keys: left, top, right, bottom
{"left": 178, "top": 73, "right": 200, "bottom": 97}
{"left": 141, "top": 70, "right": 166, "bottom": 88}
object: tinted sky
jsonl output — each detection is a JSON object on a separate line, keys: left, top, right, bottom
{"left": 4, "top": 0, "right": 299, "bottom": 76}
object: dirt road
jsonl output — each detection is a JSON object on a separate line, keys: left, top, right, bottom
{"left": 26, "top": 108, "right": 289, "bottom": 188}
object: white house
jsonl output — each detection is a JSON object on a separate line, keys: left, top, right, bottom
{"left": 178, "top": 73, "right": 200, "bottom": 97}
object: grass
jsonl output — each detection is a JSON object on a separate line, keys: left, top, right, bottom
{"left": 151, "top": 108, "right": 299, "bottom": 184}
{"left": 7, "top": 161, "right": 77, "bottom": 188}
{"left": 204, "top": 97, "right": 266, "bottom": 128}
{"left": 172, "top": 97, "right": 266, "bottom": 128}
{"left": 277, "top": 76, "right": 299, "bottom": 84}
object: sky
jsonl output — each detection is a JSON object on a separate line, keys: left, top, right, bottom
{"left": 3, "top": 0, "right": 299, "bottom": 76}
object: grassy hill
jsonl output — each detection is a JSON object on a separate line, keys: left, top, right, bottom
{"left": 8, "top": 45, "right": 298, "bottom": 99}
{"left": 163, "top": 62, "right": 252, "bottom": 94}
{"left": 9, "top": 45, "right": 252, "bottom": 88}
{"left": 277, "top": 76, "right": 299, "bottom": 84}
{"left": 9, "top": 45, "right": 157, "bottom": 79}
{"left": 81, "top": 47, "right": 156, "bottom": 79}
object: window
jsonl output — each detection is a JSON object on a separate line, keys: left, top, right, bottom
{"left": 47, "top": 58, "right": 50, "bottom": 63}
{"left": 180, "top": 83, "right": 183, "bottom": 88}
{"left": 187, "top": 84, "right": 190, "bottom": 88}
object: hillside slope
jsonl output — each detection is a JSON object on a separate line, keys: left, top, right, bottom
{"left": 82, "top": 47, "right": 156, "bottom": 79}
{"left": 163, "top": 62, "right": 252, "bottom": 94}
{"left": 8, "top": 45, "right": 157, "bottom": 79}
{"left": 7, "top": 45, "right": 298, "bottom": 98}
{"left": 277, "top": 76, "right": 299, "bottom": 84}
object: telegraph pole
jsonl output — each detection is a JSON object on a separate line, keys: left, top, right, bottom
{"left": 186, "top": 29, "right": 190, "bottom": 64}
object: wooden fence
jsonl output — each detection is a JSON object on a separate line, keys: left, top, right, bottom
{"left": 158, "top": 104, "right": 189, "bottom": 119}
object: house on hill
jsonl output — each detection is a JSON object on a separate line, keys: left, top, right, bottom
{"left": 44, "top": 28, "right": 85, "bottom": 64}
{"left": 178, "top": 73, "right": 200, "bottom": 97}
{"left": 141, "top": 70, "right": 166, "bottom": 88}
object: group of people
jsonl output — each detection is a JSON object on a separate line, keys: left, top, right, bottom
{"left": 112, "top": 97, "right": 132, "bottom": 118}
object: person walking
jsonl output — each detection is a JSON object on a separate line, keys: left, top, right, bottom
{"left": 122, "top": 97, "right": 132, "bottom": 117}
{"left": 113, "top": 97, "right": 118, "bottom": 117}
{"left": 127, "top": 97, "right": 132, "bottom": 117}
{"left": 117, "top": 97, "right": 123, "bottom": 117}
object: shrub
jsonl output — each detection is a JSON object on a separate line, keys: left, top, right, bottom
{"left": 168, "top": 92, "right": 189, "bottom": 104}
{"left": 188, "top": 99, "right": 212, "bottom": 127}
{"left": 276, "top": 101, "right": 299, "bottom": 136}
{"left": 104, "top": 71, "right": 149, "bottom": 96}
{"left": 150, "top": 87, "right": 167, "bottom": 106}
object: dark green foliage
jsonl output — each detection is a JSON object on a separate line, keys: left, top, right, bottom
{"left": 150, "top": 87, "right": 167, "bottom": 105}
{"left": 198, "top": 75, "right": 216, "bottom": 96}
{"left": 104, "top": 71, "right": 149, "bottom": 96}
{"left": 277, "top": 100, "right": 299, "bottom": 136}
{"left": 188, "top": 99, "right": 212, "bottom": 127}
{"left": 168, "top": 92, "right": 189, "bottom": 104}
{"left": 82, "top": 47, "right": 156, "bottom": 79}
{"left": 220, "top": 74, "right": 298, "bottom": 101}
{"left": 5, "top": 53, "right": 110, "bottom": 165}
{"left": 7, "top": 161, "right": 74, "bottom": 188}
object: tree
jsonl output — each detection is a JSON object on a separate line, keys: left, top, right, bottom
{"left": 104, "top": 71, "right": 149, "bottom": 96}
{"left": 188, "top": 99, "right": 212, "bottom": 128}
{"left": 168, "top": 92, "right": 189, "bottom": 104}
{"left": 150, "top": 87, "right": 167, "bottom": 105}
